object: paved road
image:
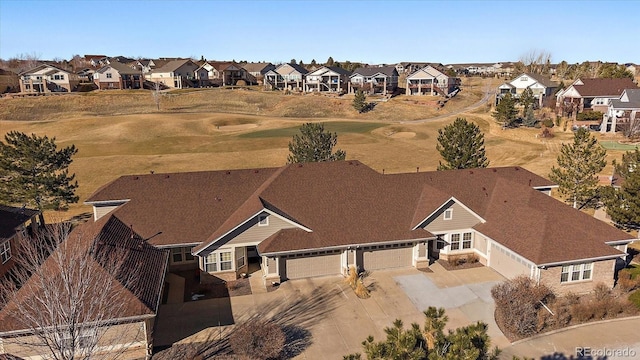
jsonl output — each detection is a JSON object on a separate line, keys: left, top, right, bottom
{"left": 500, "top": 316, "right": 640, "bottom": 359}
{"left": 400, "top": 84, "right": 495, "bottom": 124}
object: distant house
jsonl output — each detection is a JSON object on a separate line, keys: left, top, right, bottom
{"left": 0, "top": 205, "right": 40, "bottom": 280}
{"left": 497, "top": 73, "right": 558, "bottom": 107}
{"left": 93, "top": 62, "right": 144, "bottom": 90}
{"left": 601, "top": 88, "right": 640, "bottom": 134}
{"left": 146, "top": 59, "right": 199, "bottom": 89}
{"left": 84, "top": 55, "right": 108, "bottom": 67}
{"left": 556, "top": 78, "right": 638, "bottom": 116}
{"left": 18, "top": 64, "right": 80, "bottom": 93}
{"left": 304, "top": 66, "right": 351, "bottom": 93}
{"left": 133, "top": 59, "right": 159, "bottom": 74}
{"left": 241, "top": 62, "right": 276, "bottom": 81}
{"left": 348, "top": 66, "right": 399, "bottom": 95}
{"left": 263, "top": 63, "right": 308, "bottom": 91}
{"left": 196, "top": 61, "right": 256, "bottom": 87}
{"left": 405, "top": 65, "right": 460, "bottom": 96}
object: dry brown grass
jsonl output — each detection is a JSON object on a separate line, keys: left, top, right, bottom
{"left": 0, "top": 78, "right": 630, "bottom": 220}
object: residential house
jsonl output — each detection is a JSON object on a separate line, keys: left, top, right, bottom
{"left": 263, "top": 63, "right": 308, "bottom": 91}
{"left": 497, "top": 73, "right": 558, "bottom": 107}
{"left": 406, "top": 65, "right": 460, "bottom": 96}
{"left": 348, "top": 66, "right": 399, "bottom": 95}
{"left": 0, "top": 215, "right": 168, "bottom": 359}
{"left": 601, "top": 88, "right": 640, "bottom": 134}
{"left": 18, "top": 64, "right": 80, "bottom": 93}
{"left": 133, "top": 59, "right": 159, "bottom": 74}
{"left": 0, "top": 205, "right": 40, "bottom": 280}
{"left": 195, "top": 61, "right": 256, "bottom": 87}
{"left": 396, "top": 62, "right": 442, "bottom": 74}
{"left": 146, "top": 59, "right": 199, "bottom": 89}
{"left": 84, "top": 55, "right": 108, "bottom": 68}
{"left": 83, "top": 161, "right": 634, "bottom": 297}
{"left": 93, "top": 62, "right": 144, "bottom": 90}
{"left": 556, "top": 78, "right": 638, "bottom": 116}
{"left": 241, "top": 62, "right": 276, "bottom": 82}
{"left": 304, "top": 66, "right": 351, "bottom": 93}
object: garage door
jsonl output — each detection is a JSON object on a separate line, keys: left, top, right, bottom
{"left": 489, "top": 243, "right": 531, "bottom": 279}
{"left": 284, "top": 250, "right": 341, "bottom": 279}
{"left": 362, "top": 243, "right": 413, "bottom": 271}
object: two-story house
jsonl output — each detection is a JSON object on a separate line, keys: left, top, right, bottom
{"left": 93, "top": 62, "right": 144, "bottom": 90}
{"left": 18, "top": 64, "right": 80, "bottom": 93}
{"left": 146, "top": 59, "right": 199, "bottom": 89}
{"left": 263, "top": 63, "right": 308, "bottom": 91}
{"left": 406, "top": 65, "right": 460, "bottom": 96}
{"left": 601, "top": 88, "right": 640, "bottom": 134}
{"left": 304, "top": 66, "right": 351, "bottom": 93}
{"left": 348, "top": 66, "right": 399, "bottom": 95}
{"left": 556, "top": 78, "right": 638, "bottom": 116}
{"left": 0, "top": 205, "right": 40, "bottom": 280}
{"left": 497, "top": 73, "right": 558, "bottom": 107}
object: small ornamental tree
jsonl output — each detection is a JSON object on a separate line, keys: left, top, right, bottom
{"left": 353, "top": 90, "right": 367, "bottom": 113}
{"left": 549, "top": 127, "right": 607, "bottom": 209}
{"left": 602, "top": 149, "right": 640, "bottom": 230}
{"left": 436, "top": 118, "right": 489, "bottom": 170}
{"left": 0, "top": 131, "right": 79, "bottom": 214}
{"left": 519, "top": 88, "right": 535, "bottom": 117}
{"left": 230, "top": 319, "right": 285, "bottom": 360}
{"left": 287, "top": 122, "right": 346, "bottom": 163}
{"left": 493, "top": 93, "right": 518, "bottom": 128}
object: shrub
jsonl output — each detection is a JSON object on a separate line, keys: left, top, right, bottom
{"left": 617, "top": 268, "right": 640, "bottom": 292}
{"left": 230, "top": 319, "right": 285, "bottom": 360}
{"left": 541, "top": 119, "right": 554, "bottom": 128}
{"left": 236, "top": 80, "right": 247, "bottom": 86}
{"left": 491, "top": 276, "right": 554, "bottom": 338}
{"left": 354, "top": 278, "right": 371, "bottom": 299}
{"left": 576, "top": 111, "right": 603, "bottom": 121}
{"left": 630, "top": 290, "right": 640, "bottom": 310}
{"left": 345, "top": 266, "right": 358, "bottom": 289}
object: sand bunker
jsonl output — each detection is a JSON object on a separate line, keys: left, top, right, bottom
{"left": 216, "top": 124, "right": 258, "bottom": 131}
{"left": 389, "top": 132, "right": 416, "bottom": 139}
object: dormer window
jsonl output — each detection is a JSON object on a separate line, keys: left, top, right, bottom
{"left": 521, "top": 76, "right": 528, "bottom": 81}
{"left": 258, "top": 214, "right": 269, "bottom": 226}
{"left": 443, "top": 208, "right": 453, "bottom": 220}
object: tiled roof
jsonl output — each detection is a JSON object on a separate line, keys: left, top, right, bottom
{"left": 0, "top": 205, "right": 39, "bottom": 241}
{"left": 571, "top": 78, "right": 638, "bottom": 97}
{"left": 0, "top": 215, "right": 168, "bottom": 333}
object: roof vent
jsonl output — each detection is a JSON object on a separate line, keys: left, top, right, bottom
{"left": 134, "top": 176, "right": 139, "bottom": 180}
{"left": 515, "top": 167, "right": 520, "bottom": 171}
{"left": 254, "top": 170, "right": 259, "bottom": 173}
{"left": 298, "top": 164, "right": 303, "bottom": 168}
{"left": 382, "top": 169, "right": 385, "bottom": 174}
{"left": 165, "top": 175, "right": 170, "bottom": 178}
{"left": 150, "top": 170, "right": 155, "bottom": 174}
{"left": 492, "top": 169, "right": 497, "bottom": 172}
{"left": 226, "top": 171, "right": 231, "bottom": 175}
{"left": 416, "top": 167, "right": 420, "bottom": 173}
{"left": 469, "top": 170, "right": 474, "bottom": 174}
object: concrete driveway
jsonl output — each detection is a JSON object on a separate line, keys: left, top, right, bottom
{"left": 154, "top": 263, "right": 510, "bottom": 358}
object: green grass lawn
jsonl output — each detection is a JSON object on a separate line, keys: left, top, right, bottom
{"left": 627, "top": 264, "right": 640, "bottom": 279}
{"left": 239, "top": 121, "right": 386, "bottom": 139}
{"left": 600, "top": 141, "right": 640, "bottom": 150}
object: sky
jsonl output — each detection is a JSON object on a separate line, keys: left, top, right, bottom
{"left": 1, "top": 0, "right": 639, "bottom": 65}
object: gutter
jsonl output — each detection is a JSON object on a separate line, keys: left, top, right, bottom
{"left": 260, "top": 237, "right": 434, "bottom": 257}
{"left": 0, "top": 314, "right": 156, "bottom": 338}
{"left": 83, "top": 199, "right": 130, "bottom": 205}
{"left": 537, "top": 253, "right": 625, "bottom": 268}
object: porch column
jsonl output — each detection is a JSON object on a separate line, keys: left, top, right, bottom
{"left": 383, "top": 78, "right": 387, "bottom": 95}
{"left": 353, "top": 248, "right": 358, "bottom": 271}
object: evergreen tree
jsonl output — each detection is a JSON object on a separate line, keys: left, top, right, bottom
{"left": 353, "top": 90, "right": 367, "bottom": 113}
{"left": 602, "top": 149, "right": 640, "bottom": 230}
{"left": 290, "top": 58, "right": 296, "bottom": 64}
{"left": 519, "top": 88, "right": 535, "bottom": 117}
{"left": 0, "top": 131, "right": 79, "bottom": 213}
{"left": 326, "top": 56, "right": 335, "bottom": 66}
{"left": 523, "top": 107, "right": 537, "bottom": 127}
{"left": 549, "top": 128, "right": 607, "bottom": 208}
{"left": 287, "top": 123, "right": 346, "bottom": 163}
{"left": 310, "top": 59, "right": 317, "bottom": 66}
{"left": 436, "top": 118, "right": 489, "bottom": 170}
{"left": 493, "top": 93, "right": 518, "bottom": 127}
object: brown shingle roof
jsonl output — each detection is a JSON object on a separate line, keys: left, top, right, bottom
{"left": 0, "top": 205, "right": 39, "bottom": 241}
{"left": 572, "top": 78, "right": 638, "bottom": 97}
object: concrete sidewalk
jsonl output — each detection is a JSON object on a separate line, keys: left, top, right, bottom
{"left": 501, "top": 316, "right": 640, "bottom": 359}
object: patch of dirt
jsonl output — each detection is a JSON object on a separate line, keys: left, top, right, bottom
{"left": 436, "top": 259, "right": 484, "bottom": 271}
{"left": 216, "top": 124, "right": 258, "bottom": 131}
{"left": 389, "top": 131, "right": 416, "bottom": 139}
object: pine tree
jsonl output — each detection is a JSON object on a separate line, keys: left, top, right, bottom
{"left": 0, "top": 131, "right": 79, "bottom": 212}
{"left": 326, "top": 57, "right": 335, "bottom": 66}
{"left": 549, "top": 128, "right": 607, "bottom": 209}
{"left": 287, "top": 123, "right": 346, "bottom": 163}
{"left": 603, "top": 149, "right": 640, "bottom": 230}
{"left": 436, "top": 118, "right": 489, "bottom": 170}
{"left": 290, "top": 58, "right": 296, "bottom": 64}
{"left": 493, "top": 93, "right": 518, "bottom": 127}
{"left": 353, "top": 90, "right": 367, "bottom": 113}
{"left": 519, "top": 88, "right": 535, "bottom": 117}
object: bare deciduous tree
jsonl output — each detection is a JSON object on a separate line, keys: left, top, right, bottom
{"left": 152, "top": 81, "right": 162, "bottom": 111}
{"left": 519, "top": 49, "right": 552, "bottom": 75}
{"left": 0, "top": 220, "right": 147, "bottom": 360}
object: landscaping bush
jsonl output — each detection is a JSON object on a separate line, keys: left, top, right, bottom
{"left": 541, "top": 118, "right": 554, "bottom": 128}
{"left": 617, "top": 267, "right": 640, "bottom": 292}
{"left": 491, "top": 276, "right": 554, "bottom": 338}
{"left": 630, "top": 290, "right": 640, "bottom": 310}
{"left": 576, "top": 111, "right": 603, "bottom": 121}
{"left": 230, "top": 319, "right": 285, "bottom": 360}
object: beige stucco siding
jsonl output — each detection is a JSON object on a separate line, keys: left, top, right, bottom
{"left": 1, "top": 320, "right": 149, "bottom": 360}
{"left": 539, "top": 259, "right": 616, "bottom": 295}
{"left": 424, "top": 201, "right": 481, "bottom": 233}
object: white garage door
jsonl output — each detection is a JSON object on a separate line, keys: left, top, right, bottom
{"left": 489, "top": 243, "right": 531, "bottom": 279}
{"left": 362, "top": 243, "right": 413, "bottom": 271}
{"left": 284, "top": 250, "right": 341, "bottom": 279}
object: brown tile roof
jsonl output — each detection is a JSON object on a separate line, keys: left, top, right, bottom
{"left": 0, "top": 215, "right": 168, "bottom": 333}
{"left": 0, "top": 205, "right": 39, "bottom": 241}
{"left": 572, "top": 78, "right": 638, "bottom": 97}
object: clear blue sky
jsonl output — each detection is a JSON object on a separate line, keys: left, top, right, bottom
{"left": 1, "top": 0, "right": 638, "bottom": 64}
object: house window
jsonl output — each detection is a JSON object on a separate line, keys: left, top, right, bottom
{"left": 220, "top": 251, "right": 232, "bottom": 271}
{"left": 449, "top": 232, "right": 473, "bottom": 251}
{"left": 560, "top": 263, "right": 593, "bottom": 283}
{"left": 171, "top": 246, "right": 195, "bottom": 264}
{"left": 1, "top": 240, "right": 11, "bottom": 263}
{"left": 258, "top": 214, "right": 269, "bottom": 226}
{"left": 106, "top": 73, "right": 112, "bottom": 79}
{"left": 443, "top": 208, "right": 453, "bottom": 220}
{"left": 205, "top": 253, "right": 217, "bottom": 272}
{"left": 58, "top": 329, "right": 96, "bottom": 351}
{"left": 236, "top": 249, "right": 245, "bottom": 269}
{"left": 521, "top": 77, "right": 528, "bottom": 81}
{"left": 450, "top": 234, "right": 460, "bottom": 250}
{"left": 53, "top": 74, "right": 65, "bottom": 80}
{"left": 462, "top": 232, "right": 472, "bottom": 249}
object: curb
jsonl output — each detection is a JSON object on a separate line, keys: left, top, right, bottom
{"left": 510, "top": 315, "right": 640, "bottom": 346}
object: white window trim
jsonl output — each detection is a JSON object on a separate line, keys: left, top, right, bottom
{"left": 170, "top": 246, "right": 196, "bottom": 264}
{"left": 1, "top": 240, "right": 11, "bottom": 264}
{"left": 561, "top": 263, "right": 593, "bottom": 283}
{"left": 443, "top": 208, "right": 453, "bottom": 220}
{"left": 205, "top": 250, "right": 234, "bottom": 273}
{"left": 258, "top": 214, "right": 269, "bottom": 226}
{"left": 443, "top": 231, "right": 474, "bottom": 253}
